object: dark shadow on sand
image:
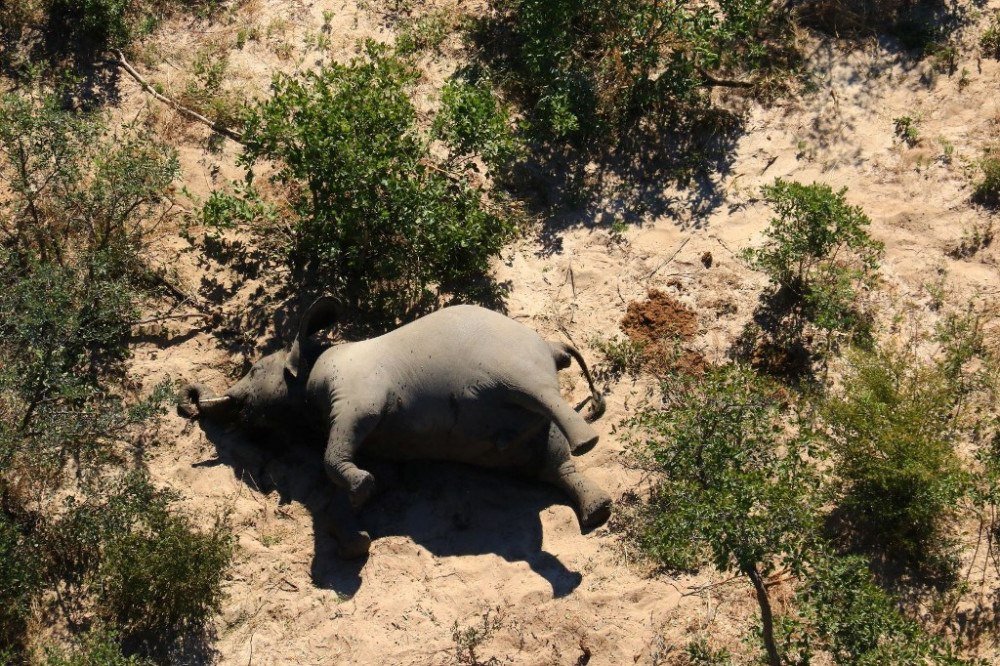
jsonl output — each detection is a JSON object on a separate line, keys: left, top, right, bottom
{"left": 189, "top": 419, "right": 583, "bottom": 599}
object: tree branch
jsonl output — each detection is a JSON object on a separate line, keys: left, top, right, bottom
{"left": 698, "top": 67, "right": 755, "bottom": 89}
{"left": 111, "top": 50, "right": 246, "bottom": 144}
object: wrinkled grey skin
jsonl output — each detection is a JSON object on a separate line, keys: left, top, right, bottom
{"left": 179, "top": 298, "right": 611, "bottom": 558}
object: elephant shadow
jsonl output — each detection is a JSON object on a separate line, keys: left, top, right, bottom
{"left": 191, "top": 421, "right": 583, "bottom": 599}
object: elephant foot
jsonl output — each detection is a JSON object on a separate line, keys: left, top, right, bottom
{"left": 569, "top": 433, "right": 599, "bottom": 456}
{"left": 347, "top": 470, "right": 375, "bottom": 508}
{"left": 578, "top": 493, "right": 612, "bottom": 531}
{"left": 336, "top": 530, "right": 371, "bottom": 559}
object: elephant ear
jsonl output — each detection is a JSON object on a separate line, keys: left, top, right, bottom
{"left": 284, "top": 296, "right": 341, "bottom": 379}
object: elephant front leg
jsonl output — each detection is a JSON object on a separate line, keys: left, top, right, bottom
{"left": 323, "top": 410, "right": 380, "bottom": 509}
{"left": 323, "top": 488, "right": 371, "bottom": 559}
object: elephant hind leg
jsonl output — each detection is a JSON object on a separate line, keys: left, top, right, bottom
{"left": 538, "top": 430, "right": 611, "bottom": 530}
{"left": 516, "top": 387, "right": 600, "bottom": 455}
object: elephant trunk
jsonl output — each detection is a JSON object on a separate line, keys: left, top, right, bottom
{"left": 177, "top": 383, "right": 236, "bottom": 420}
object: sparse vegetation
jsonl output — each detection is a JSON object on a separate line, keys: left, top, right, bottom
{"left": 452, "top": 609, "right": 504, "bottom": 666}
{"left": 178, "top": 44, "right": 244, "bottom": 130}
{"left": 590, "top": 335, "right": 646, "bottom": 381}
{"left": 894, "top": 115, "right": 921, "bottom": 146}
{"left": 981, "top": 14, "right": 1000, "bottom": 58}
{"left": 0, "top": 86, "right": 233, "bottom": 662}
{"left": 396, "top": 9, "right": 458, "bottom": 56}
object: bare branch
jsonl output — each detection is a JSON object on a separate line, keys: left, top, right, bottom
{"left": 112, "top": 50, "right": 246, "bottom": 144}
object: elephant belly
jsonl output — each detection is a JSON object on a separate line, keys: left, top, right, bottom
{"left": 363, "top": 398, "right": 547, "bottom": 469}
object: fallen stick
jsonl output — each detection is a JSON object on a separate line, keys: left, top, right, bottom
{"left": 134, "top": 311, "right": 211, "bottom": 326}
{"left": 112, "top": 49, "right": 245, "bottom": 144}
{"left": 643, "top": 236, "right": 690, "bottom": 279}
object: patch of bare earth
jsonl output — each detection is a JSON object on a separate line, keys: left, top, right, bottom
{"left": 621, "top": 289, "right": 706, "bottom": 376}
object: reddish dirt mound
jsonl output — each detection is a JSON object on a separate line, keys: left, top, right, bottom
{"left": 621, "top": 289, "right": 705, "bottom": 375}
{"left": 621, "top": 289, "right": 698, "bottom": 342}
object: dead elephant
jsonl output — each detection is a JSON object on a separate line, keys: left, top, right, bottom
{"left": 179, "top": 298, "right": 611, "bottom": 558}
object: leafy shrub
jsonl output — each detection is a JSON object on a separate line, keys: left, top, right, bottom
{"left": 92, "top": 475, "right": 234, "bottom": 640}
{"left": 738, "top": 180, "right": 883, "bottom": 377}
{"left": 0, "top": 0, "right": 217, "bottom": 67}
{"left": 624, "top": 364, "right": 820, "bottom": 664}
{"left": 783, "top": 551, "right": 968, "bottom": 664}
{"left": 477, "top": 0, "right": 796, "bottom": 143}
{"left": 982, "top": 14, "right": 1000, "bottom": 58}
{"left": 744, "top": 180, "right": 883, "bottom": 336}
{"left": 0, "top": 510, "right": 41, "bottom": 655}
{"left": 44, "top": 626, "right": 154, "bottom": 666}
{"left": 433, "top": 74, "right": 522, "bottom": 175}
{"left": 893, "top": 115, "right": 920, "bottom": 145}
{"left": 683, "top": 639, "right": 732, "bottom": 665}
{"left": 228, "top": 42, "right": 517, "bottom": 320}
{"left": 820, "top": 342, "right": 971, "bottom": 575}
{"left": 973, "top": 155, "right": 1000, "bottom": 206}
{"left": 795, "top": 0, "right": 962, "bottom": 53}
{"left": 0, "top": 89, "right": 178, "bottom": 493}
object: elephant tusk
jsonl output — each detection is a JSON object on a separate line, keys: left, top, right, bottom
{"left": 197, "top": 396, "right": 232, "bottom": 406}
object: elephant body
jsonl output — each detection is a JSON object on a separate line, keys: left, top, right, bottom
{"left": 180, "top": 300, "right": 610, "bottom": 558}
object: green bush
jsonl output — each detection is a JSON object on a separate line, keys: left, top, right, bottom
{"left": 433, "top": 74, "right": 522, "bottom": 175}
{"left": 739, "top": 180, "right": 883, "bottom": 376}
{"left": 228, "top": 41, "right": 517, "bottom": 319}
{"left": 745, "top": 180, "right": 883, "bottom": 336}
{"left": 820, "top": 343, "right": 969, "bottom": 574}
{"left": 0, "top": 510, "right": 41, "bottom": 656}
{"left": 795, "top": 0, "right": 961, "bottom": 53}
{"left": 93, "top": 476, "right": 234, "bottom": 640}
{"left": 0, "top": 89, "right": 178, "bottom": 492}
{"left": 783, "top": 552, "right": 968, "bottom": 664}
{"left": 477, "top": 0, "right": 795, "bottom": 143}
{"left": 624, "top": 364, "right": 820, "bottom": 664}
{"left": 982, "top": 14, "right": 1000, "bottom": 58}
{"left": 973, "top": 155, "right": 1000, "bottom": 206}
{"left": 44, "top": 626, "right": 154, "bottom": 666}
{"left": 1, "top": 0, "right": 218, "bottom": 68}
{"left": 46, "top": 0, "right": 132, "bottom": 53}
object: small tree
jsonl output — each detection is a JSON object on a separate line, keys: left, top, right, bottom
{"left": 625, "top": 365, "right": 820, "bottom": 666}
{"left": 739, "top": 180, "right": 883, "bottom": 377}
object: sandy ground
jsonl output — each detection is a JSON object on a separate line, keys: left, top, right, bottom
{"left": 109, "top": 0, "right": 1000, "bottom": 663}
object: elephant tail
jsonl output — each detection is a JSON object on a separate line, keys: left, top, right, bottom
{"left": 550, "top": 342, "right": 606, "bottom": 423}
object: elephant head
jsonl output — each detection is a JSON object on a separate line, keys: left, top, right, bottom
{"left": 178, "top": 296, "right": 340, "bottom": 427}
